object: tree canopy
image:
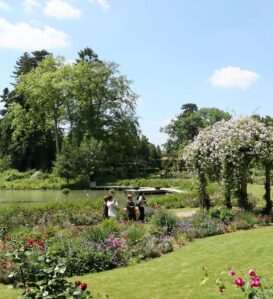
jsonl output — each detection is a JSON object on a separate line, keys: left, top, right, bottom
{"left": 0, "top": 49, "right": 161, "bottom": 181}
{"left": 161, "top": 103, "right": 231, "bottom": 153}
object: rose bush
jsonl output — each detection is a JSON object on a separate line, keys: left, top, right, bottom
{"left": 215, "top": 269, "right": 273, "bottom": 298}
{"left": 2, "top": 238, "right": 92, "bottom": 298}
{"left": 183, "top": 117, "right": 273, "bottom": 211}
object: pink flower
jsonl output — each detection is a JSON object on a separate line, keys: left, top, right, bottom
{"left": 248, "top": 269, "right": 256, "bottom": 277}
{"left": 230, "top": 270, "right": 236, "bottom": 276}
{"left": 251, "top": 277, "right": 261, "bottom": 287}
{"left": 234, "top": 277, "right": 245, "bottom": 287}
{"left": 112, "top": 240, "right": 121, "bottom": 248}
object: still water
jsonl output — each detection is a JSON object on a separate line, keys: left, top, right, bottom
{"left": 0, "top": 189, "right": 128, "bottom": 204}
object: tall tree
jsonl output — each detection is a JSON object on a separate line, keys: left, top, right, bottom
{"left": 76, "top": 47, "right": 101, "bottom": 63}
{"left": 0, "top": 50, "right": 53, "bottom": 170}
{"left": 161, "top": 104, "right": 231, "bottom": 152}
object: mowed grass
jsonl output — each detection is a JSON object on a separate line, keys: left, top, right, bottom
{"left": 248, "top": 184, "right": 267, "bottom": 199}
{"left": 2, "top": 226, "right": 273, "bottom": 298}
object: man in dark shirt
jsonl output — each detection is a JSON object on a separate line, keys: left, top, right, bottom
{"left": 126, "top": 194, "right": 136, "bottom": 221}
{"left": 103, "top": 195, "right": 109, "bottom": 219}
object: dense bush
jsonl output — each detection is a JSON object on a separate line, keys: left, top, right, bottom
{"left": 177, "top": 212, "right": 225, "bottom": 240}
{"left": 147, "top": 192, "right": 199, "bottom": 209}
{"left": 30, "top": 170, "right": 49, "bottom": 180}
{"left": 151, "top": 209, "right": 179, "bottom": 233}
{"left": 1, "top": 238, "right": 92, "bottom": 298}
{"left": 107, "top": 178, "right": 185, "bottom": 188}
{"left": 4, "top": 169, "right": 26, "bottom": 181}
{"left": 0, "top": 200, "right": 102, "bottom": 229}
{"left": 209, "top": 207, "right": 236, "bottom": 224}
{"left": 123, "top": 223, "right": 147, "bottom": 245}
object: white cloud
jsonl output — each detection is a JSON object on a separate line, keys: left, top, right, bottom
{"left": 44, "top": 0, "right": 81, "bottom": 19}
{"left": 0, "top": 1, "right": 11, "bottom": 10}
{"left": 209, "top": 66, "right": 260, "bottom": 88}
{"left": 23, "top": 0, "right": 41, "bottom": 12}
{"left": 0, "top": 18, "right": 71, "bottom": 50}
{"left": 89, "top": 0, "right": 110, "bottom": 11}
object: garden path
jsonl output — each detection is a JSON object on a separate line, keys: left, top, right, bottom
{"left": 176, "top": 210, "right": 196, "bottom": 218}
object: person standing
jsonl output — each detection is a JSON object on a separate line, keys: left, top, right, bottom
{"left": 107, "top": 196, "right": 118, "bottom": 218}
{"left": 137, "top": 191, "right": 146, "bottom": 222}
{"left": 102, "top": 195, "right": 109, "bottom": 219}
{"left": 126, "top": 194, "right": 136, "bottom": 221}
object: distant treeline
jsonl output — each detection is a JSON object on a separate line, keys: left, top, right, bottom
{"left": 0, "top": 48, "right": 161, "bottom": 181}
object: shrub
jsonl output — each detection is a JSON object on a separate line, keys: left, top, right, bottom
{"left": 211, "top": 269, "right": 273, "bottom": 298}
{"left": 236, "top": 212, "right": 258, "bottom": 227}
{"left": 3, "top": 238, "right": 92, "bottom": 298}
{"left": 123, "top": 223, "right": 147, "bottom": 245}
{"left": 177, "top": 212, "right": 224, "bottom": 240}
{"left": 4, "top": 169, "right": 25, "bottom": 181}
{"left": 102, "top": 218, "right": 121, "bottom": 234}
{"left": 140, "top": 235, "right": 173, "bottom": 259}
{"left": 0, "top": 156, "right": 11, "bottom": 172}
{"left": 30, "top": 170, "right": 49, "bottom": 180}
{"left": 209, "top": 207, "right": 236, "bottom": 224}
{"left": 147, "top": 192, "right": 199, "bottom": 209}
{"left": 151, "top": 209, "right": 179, "bottom": 233}
{"left": 82, "top": 225, "right": 110, "bottom": 243}
{"left": 144, "top": 206, "right": 156, "bottom": 221}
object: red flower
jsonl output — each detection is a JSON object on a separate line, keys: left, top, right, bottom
{"left": 29, "top": 239, "right": 36, "bottom": 245}
{"left": 75, "top": 281, "right": 81, "bottom": 287}
{"left": 81, "top": 283, "right": 87, "bottom": 291}
{"left": 1, "top": 261, "right": 8, "bottom": 269}
{"left": 248, "top": 269, "right": 256, "bottom": 277}
{"left": 230, "top": 270, "right": 236, "bottom": 276}
{"left": 251, "top": 277, "right": 261, "bottom": 287}
{"left": 234, "top": 277, "right": 245, "bottom": 287}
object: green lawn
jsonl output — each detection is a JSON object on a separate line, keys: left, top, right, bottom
{"left": 2, "top": 226, "right": 273, "bottom": 298}
{"left": 248, "top": 184, "right": 266, "bottom": 199}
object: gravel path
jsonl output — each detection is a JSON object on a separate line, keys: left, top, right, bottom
{"left": 176, "top": 210, "right": 197, "bottom": 218}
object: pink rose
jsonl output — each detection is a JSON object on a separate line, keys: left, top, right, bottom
{"left": 248, "top": 269, "right": 256, "bottom": 277}
{"left": 251, "top": 277, "right": 261, "bottom": 287}
{"left": 230, "top": 270, "right": 236, "bottom": 276}
{"left": 234, "top": 277, "right": 245, "bottom": 287}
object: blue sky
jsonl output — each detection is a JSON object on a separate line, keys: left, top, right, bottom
{"left": 1, "top": 0, "right": 273, "bottom": 145}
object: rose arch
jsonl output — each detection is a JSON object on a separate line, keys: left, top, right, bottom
{"left": 182, "top": 118, "right": 273, "bottom": 212}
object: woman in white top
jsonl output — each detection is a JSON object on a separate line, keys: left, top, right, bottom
{"left": 137, "top": 191, "right": 146, "bottom": 222}
{"left": 107, "top": 196, "right": 118, "bottom": 218}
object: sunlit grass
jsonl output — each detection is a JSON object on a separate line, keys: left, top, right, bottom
{"left": 2, "top": 227, "right": 273, "bottom": 298}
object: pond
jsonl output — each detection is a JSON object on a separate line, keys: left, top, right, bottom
{"left": 0, "top": 189, "right": 128, "bottom": 205}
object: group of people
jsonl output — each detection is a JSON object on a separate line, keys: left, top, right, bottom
{"left": 102, "top": 192, "right": 146, "bottom": 222}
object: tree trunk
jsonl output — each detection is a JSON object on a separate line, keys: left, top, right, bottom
{"left": 236, "top": 159, "right": 251, "bottom": 210}
{"left": 224, "top": 188, "right": 232, "bottom": 209}
{"left": 263, "top": 163, "right": 272, "bottom": 214}
{"left": 53, "top": 116, "right": 59, "bottom": 155}
{"left": 223, "top": 161, "right": 232, "bottom": 209}
{"left": 237, "top": 173, "right": 249, "bottom": 210}
{"left": 198, "top": 172, "right": 210, "bottom": 211}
